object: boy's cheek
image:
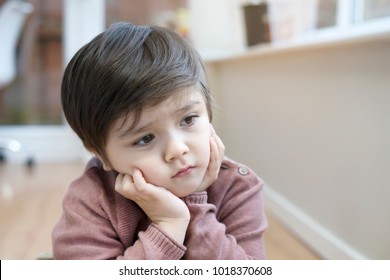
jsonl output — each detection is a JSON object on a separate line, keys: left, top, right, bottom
{"left": 112, "top": 165, "right": 137, "bottom": 178}
{"left": 134, "top": 167, "right": 158, "bottom": 185}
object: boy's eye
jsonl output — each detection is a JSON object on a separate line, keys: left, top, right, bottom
{"left": 182, "top": 115, "right": 198, "bottom": 126}
{"left": 133, "top": 134, "right": 155, "bottom": 146}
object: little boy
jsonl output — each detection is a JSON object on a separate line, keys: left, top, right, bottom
{"left": 52, "top": 22, "right": 267, "bottom": 259}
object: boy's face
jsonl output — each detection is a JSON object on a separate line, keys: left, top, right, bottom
{"left": 104, "top": 88, "right": 212, "bottom": 198}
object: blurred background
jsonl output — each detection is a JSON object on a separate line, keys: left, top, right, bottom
{"left": 0, "top": 0, "right": 389, "bottom": 259}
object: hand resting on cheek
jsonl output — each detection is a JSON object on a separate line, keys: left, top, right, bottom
{"left": 195, "top": 124, "right": 225, "bottom": 192}
{"left": 115, "top": 169, "right": 190, "bottom": 244}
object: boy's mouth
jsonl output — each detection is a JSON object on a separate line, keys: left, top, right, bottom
{"left": 172, "top": 166, "right": 194, "bottom": 178}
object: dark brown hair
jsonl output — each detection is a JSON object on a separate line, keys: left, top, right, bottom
{"left": 61, "top": 22, "right": 212, "bottom": 163}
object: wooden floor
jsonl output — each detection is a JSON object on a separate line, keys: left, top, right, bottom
{"left": 0, "top": 161, "right": 320, "bottom": 260}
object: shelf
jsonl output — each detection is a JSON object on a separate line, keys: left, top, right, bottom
{"left": 202, "top": 16, "right": 390, "bottom": 64}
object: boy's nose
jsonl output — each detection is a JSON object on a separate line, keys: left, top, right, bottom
{"left": 164, "top": 134, "right": 189, "bottom": 162}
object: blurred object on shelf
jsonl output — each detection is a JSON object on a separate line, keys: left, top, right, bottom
{"left": 175, "top": 8, "right": 190, "bottom": 39}
{"left": 267, "top": 0, "right": 318, "bottom": 42}
{"left": 242, "top": 2, "right": 271, "bottom": 46}
{"left": 151, "top": 7, "right": 190, "bottom": 39}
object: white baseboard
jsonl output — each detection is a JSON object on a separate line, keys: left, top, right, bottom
{"left": 264, "top": 185, "right": 367, "bottom": 260}
{"left": 0, "top": 125, "right": 84, "bottom": 164}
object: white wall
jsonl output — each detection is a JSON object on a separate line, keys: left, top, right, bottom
{"left": 206, "top": 38, "right": 390, "bottom": 259}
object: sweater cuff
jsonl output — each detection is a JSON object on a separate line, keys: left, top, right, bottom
{"left": 182, "top": 191, "right": 207, "bottom": 205}
{"left": 142, "top": 224, "right": 186, "bottom": 259}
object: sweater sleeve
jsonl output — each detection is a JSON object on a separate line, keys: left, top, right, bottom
{"left": 182, "top": 165, "right": 267, "bottom": 260}
{"left": 119, "top": 223, "right": 186, "bottom": 260}
{"left": 52, "top": 169, "right": 186, "bottom": 260}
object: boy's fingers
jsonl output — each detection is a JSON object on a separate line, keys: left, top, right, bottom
{"left": 115, "top": 173, "right": 127, "bottom": 191}
{"left": 132, "top": 168, "right": 142, "bottom": 184}
{"left": 210, "top": 124, "right": 225, "bottom": 157}
{"left": 132, "top": 169, "right": 150, "bottom": 193}
{"left": 205, "top": 137, "right": 220, "bottom": 182}
{"left": 115, "top": 173, "right": 137, "bottom": 200}
{"left": 132, "top": 169, "right": 163, "bottom": 199}
{"left": 214, "top": 134, "right": 225, "bottom": 156}
{"left": 115, "top": 173, "right": 123, "bottom": 186}
{"left": 209, "top": 137, "right": 219, "bottom": 166}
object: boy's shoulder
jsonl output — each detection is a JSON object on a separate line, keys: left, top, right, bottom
{"left": 68, "top": 157, "right": 117, "bottom": 194}
{"left": 217, "top": 157, "right": 264, "bottom": 187}
{"left": 62, "top": 157, "right": 119, "bottom": 212}
{"left": 85, "top": 156, "right": 105, "bottom": 171}
{"left": 207, "top": 157, "right": 264, "bottom": 206}
{"left": 220, "top": 157, "right": 253, "bottom": 175}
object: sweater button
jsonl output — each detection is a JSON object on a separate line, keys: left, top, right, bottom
{"left": 238, "top": 166, "right": 249, "bottom": 176}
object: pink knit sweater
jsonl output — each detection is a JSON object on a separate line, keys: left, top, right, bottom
{"left": 52, "top": 157, "right": 268, "bottom": 259}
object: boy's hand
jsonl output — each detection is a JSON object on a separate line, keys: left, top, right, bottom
{"left": 115, "top": 169, "right": 190, "bottom": 244}
{"left": 196, "top": 125, "right": 225, "bottom": 193}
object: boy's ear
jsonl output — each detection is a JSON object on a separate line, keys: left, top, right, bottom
{"left": 98, "top": 158, "right": 112, "bottom": 171}
{"left": 88, "top": 148, "right": 112, "bottom": 171}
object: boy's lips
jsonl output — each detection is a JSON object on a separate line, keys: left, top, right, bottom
{"left": 172, "top": 166, "right": 194, "bottom": 178}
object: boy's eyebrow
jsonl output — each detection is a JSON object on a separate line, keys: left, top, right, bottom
{"left": 176, "top": 100, "right": 201, "bottom": 114}
{"left": 118, "top": 100, "right": 202, "bottom": 138}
